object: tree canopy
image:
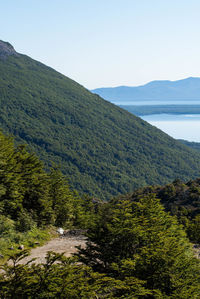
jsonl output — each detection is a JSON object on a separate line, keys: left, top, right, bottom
{"left": 1, "top": 48, "right": 200, "bottom": 199}
{"left": 77, "top": 195, "right": 200, "bottom": 298}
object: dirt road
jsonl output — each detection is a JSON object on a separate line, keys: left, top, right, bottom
{"left": 19, "top": 234, "right": 87, "bottom": 265}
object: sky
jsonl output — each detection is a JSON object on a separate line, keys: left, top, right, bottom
{"left": 1, "top": 0, "right": 200, "bottom": 89}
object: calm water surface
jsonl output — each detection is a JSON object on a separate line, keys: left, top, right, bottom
{"left": 141, "top": 114, "right": 200, "bottom": 142}
{"left": 112, "top": 100, "right": 200, "bottom": 106}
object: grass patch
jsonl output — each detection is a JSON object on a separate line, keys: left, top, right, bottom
{"left": 0, "top": 218, "right": 54, "bottom": 263}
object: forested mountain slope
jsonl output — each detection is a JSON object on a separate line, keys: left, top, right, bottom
{"left": 0, "top": 129, "right": 97, "bottom": 259}
{"left": 0, "top": 130, "right": 95, "bottom": 229}
{"left": 179, "top": 139, "right": 200, "bottom": 152}
{"left": 1, "top": 40, "right": 200, "bottom": 199}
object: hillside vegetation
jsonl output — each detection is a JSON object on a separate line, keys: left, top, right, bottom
{"left": 118, "top": 178, "right": 200, "bottom": 243}
{"left": 0, "top": 130, "right": 200, "bottom": 297}
{"left": 1, "top": 41, "right": 200, "bottom": 199}
{"left": 179, "top": 139, "right": 200, "bottom": 152}
{"left": 1, "top": 191, "right": 200, "bottom": 298}
{"left": 0, "top": 130, "right": 97, "bottom": 257}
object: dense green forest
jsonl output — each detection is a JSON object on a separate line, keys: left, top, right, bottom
{"left": 76, "top": 195, "right": 200, "bottom": 298}
{"left": 1, "top": 192, "right": 200, "bottom": 297}
{"left": 1, "top": 41, "right": 200, "bottom": 297}
{"left": 1, "top": 41, "right": 200, "bottom": 199}
{"left": 120, "top": 104, "right": 200, "bottom": 116}
{"left": 0, "top": 130, "right": 200, "bottom": 297}
{"left": 0, "top": 130, "right": 97, "bottom": 258}
{"left": 118, "top": 178, "right": 200, "bottom": 243}
{"left": 179, "top": 139, "right": 200, "bottom": 152}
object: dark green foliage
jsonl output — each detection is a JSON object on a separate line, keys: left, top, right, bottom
{"left": 0, "top": 251, "right": 119, "bottom": 298}
{"left": 0, "top": 130, "right": 200, "bottom": 297}
{"left": 0, "top": 130, "right": 97, "bottom": 230}
{"left": 1, "top": 194, "right": 200, "bottom": 298}
{"left": 179, "top": 139, "right": 200, "bottom": 152}
{"left": 15, "top": 210, "right": 36, "bottom": 232}
{"left": 0, "top": 251, "right": 153, "bottom": 298}
{"left": 0, "top": 132, "right": 53, "bottom": 225}
{"left": 1, "top": 49, "right": 200, "bottom": 198}
{"left": 187, "top": 215, "right": 200, "bottom": 243}
{"left": 0, "top": 214, "right": 50, "bottom": 258}
{"left": 77, "top": 195, "right": 200, "bottom": 298}
{"left": 49, "top": 168, "right": 75, "bottom": 227}
{"left": 119, "top": 178, "right": 200, "bottom": 243}
{"left": 125, "top": 178, "right": 200, "bottom": 219}
{"left": 0, "top": 129, "right": 100, "bottom": 260}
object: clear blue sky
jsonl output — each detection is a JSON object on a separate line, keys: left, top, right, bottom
{"left": 1, "top": 0, "right": 200, "bottom": 89}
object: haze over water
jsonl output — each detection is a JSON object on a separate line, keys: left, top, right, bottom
{"left": 141, "top": 114, "right": 200, "bottom": 142}
{"left": 111, "top": 100, "right": 200, "bottom": 142}
{"left": 111, "top": 100, "right": 200, "bottom": 106}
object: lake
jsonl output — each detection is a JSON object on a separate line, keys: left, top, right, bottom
{"left": 113, "top": 100, "right": 200, "bottom": 142}
{"left": 141, "top": 114, "right": 200, "bottom": 142}
{"left": 112, "top": 100, "right": 200, "bottom": 106}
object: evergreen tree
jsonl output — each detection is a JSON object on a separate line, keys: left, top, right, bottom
{"left": 77, "top": 195, "right": 200, "bottom": 297}
{"left": 0, "top": 251, "right": 126, "bottom": 298}
{"left": 49, "top": 168, "right": 75, "bottom": 227}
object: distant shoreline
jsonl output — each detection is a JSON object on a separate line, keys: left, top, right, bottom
{"left": 119, "top": 104, "right": 200, "bottom": 116}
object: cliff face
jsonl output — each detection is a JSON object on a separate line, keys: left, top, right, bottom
{"left": 0, "top": 40, "right": 18, "bottom": 59}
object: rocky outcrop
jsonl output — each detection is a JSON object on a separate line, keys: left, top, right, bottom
{"left": 0, "top": 40, "right": 18, "bottom": 59}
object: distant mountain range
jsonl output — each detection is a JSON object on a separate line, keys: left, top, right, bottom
{"left": 1, "top": 40, "right": 200, "bottom": 199}
{"left": 92, "top": 77, "right": 200, "bottom": 102}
